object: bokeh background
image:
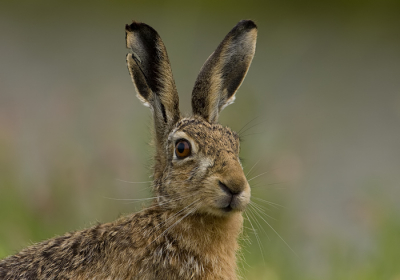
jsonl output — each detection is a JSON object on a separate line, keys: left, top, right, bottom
{"left": 1, "top": 1, "right": 400, "bottom": 279}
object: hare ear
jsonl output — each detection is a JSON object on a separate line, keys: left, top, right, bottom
{"left": 126, "top": 21, "right": 180, "bottom": 142}
{"left": 192, "top": 20, "right": 257, "bottom": 123}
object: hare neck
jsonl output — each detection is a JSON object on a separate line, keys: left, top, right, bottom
{"left": 173, "top": 211, "right": 243, "bottom": 277}
{"left": 180, "top": 212, "right": 243, "bottom": 249}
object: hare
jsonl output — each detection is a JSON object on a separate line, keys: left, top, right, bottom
{"left": 0, "top": 19, "right": 257, "bottom": 279}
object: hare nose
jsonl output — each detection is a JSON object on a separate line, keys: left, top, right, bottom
{"left": 218, "top": 157, "right": 249, "bottom": 194}
{"left": 219, "top": 181, "right": 241, "bottom": 196}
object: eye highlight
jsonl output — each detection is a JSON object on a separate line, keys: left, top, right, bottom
{"left": 175, "top": 139, "right": 191, "bottom": 159}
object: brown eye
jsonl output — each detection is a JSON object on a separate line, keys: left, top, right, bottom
{"left": 175, "top": 140, "right": 191, "bottom": 159}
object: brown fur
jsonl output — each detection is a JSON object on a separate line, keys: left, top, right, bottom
{"left": 0, "top": 20, "right": 257, "bottom": 279}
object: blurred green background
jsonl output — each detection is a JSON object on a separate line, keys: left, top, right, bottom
{"left": 1, "top": 0, "right": 400, "bottom": 279}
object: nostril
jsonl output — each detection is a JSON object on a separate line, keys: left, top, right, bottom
{"left": 219, "top": 181, "right": 241, "bottom": 196}
{"left": 219, "top": 181, "right": 230, "bottom": 195}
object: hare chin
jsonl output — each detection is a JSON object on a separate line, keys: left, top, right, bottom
{"left": 203, "top": 206, "right": 245, "bottom": 218}
{"left": 197, "top": 197, "right": 250, "bottom": 217}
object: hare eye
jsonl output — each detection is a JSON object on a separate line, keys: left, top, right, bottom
{"left": 175, "top": 140, "right": 191, "bottom": 159}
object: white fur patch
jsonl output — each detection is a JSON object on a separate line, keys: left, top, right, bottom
{"left": 198, "top": 157, "right": 214, "bottom": 175}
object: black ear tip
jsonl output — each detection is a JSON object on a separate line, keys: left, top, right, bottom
{"left": 125, "top": 21, "right": 159, "bottom": 38}
{"left": 237, "top": 19, "right": 257, "bottom": 30}
{"left": 125, "top": 21, "right": 145, "bottom": 32}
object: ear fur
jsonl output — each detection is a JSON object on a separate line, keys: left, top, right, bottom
{"left": 191, "top": 20, "right": 257, "bottom": 123}
{"left": 125, "top": 21, "right": 180, "bottom": 143}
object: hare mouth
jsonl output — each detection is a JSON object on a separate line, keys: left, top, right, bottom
{"left": 217, "top": 194, "right": 247, "bottom": 213}
{"left": 219, "top": 197, "right": 247, "bottom": 212}
{"left": 217, "top": 181, "right": 249, "bottom": 212}
{"left": 221, "top": 205, "right": 233, "bottom": 212}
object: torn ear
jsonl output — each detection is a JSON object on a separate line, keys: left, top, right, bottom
{"left": 191, "top": 20, "right": 257, "bottom": 123}
{"left": 126, "top": 21, "right": 180, "bottom": 138}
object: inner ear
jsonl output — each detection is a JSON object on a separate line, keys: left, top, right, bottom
{"left": 126, "top": 21, "right": 181, "bottom": 141}
{"left": 191, "top": 20, "right": 257, "bottom": 123}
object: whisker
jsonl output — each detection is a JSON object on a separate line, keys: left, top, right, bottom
{"left": 250, "top": 201, "right": 271, "bottom": 213}
{"left": 243, "top": 226, "right": 255, "bottom": 232}
{"left": 245, "top": 159, "right": 261, "bottom": 178}
{"left": 237, "top": 116, "right": 260, "bottom": 135}
{"left": 103, "top": 193, "right": 194, "bottom": 207}
{"left": 147, "top": 198, "right": 198, "bottom": 236}
{"left": 248, "top": 205, "right": 271, "bottom": 243}
{"left": 247, "top": 171, "right": 270, "bottom": 182}
{"left": 251, "top": 182, "right": 286, "bottom": 189}
{"left": 250, "top": 205, "right": 297, "bottom": 256}
{"left": 130, "top": 194, "right": 195, "bottom": 215}
{"left": 253, "top": 197, "right": 285, "bottom": 209}
{"left": 240, "top": 130, "right": 266, "bottom": 139}
{"left": 115, "top": 179, "right": 152, "bottom": 184}
{"left": 146, "top": 201, "right": 199, "bottom": 249}
{"left": 103, "top": 196, "right": 158, "bottom": 202}
{"left": 247, "top": 206, "right": 269, "bottom": 238}
{"left": 238, "top": 120, "right": 263, "bottom": 137}
{"left": 250, "top": 200, "right": 275, "bottom": 212}
{"left": 244, "top": 211, "right": 265, "bottom": 263}
{"left": 250, "top": 201, "right": 276, "bottom": 220}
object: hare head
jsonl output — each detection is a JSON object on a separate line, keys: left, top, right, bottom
{"left": 126, "top": 20, "right": 257, "bottom": 218}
